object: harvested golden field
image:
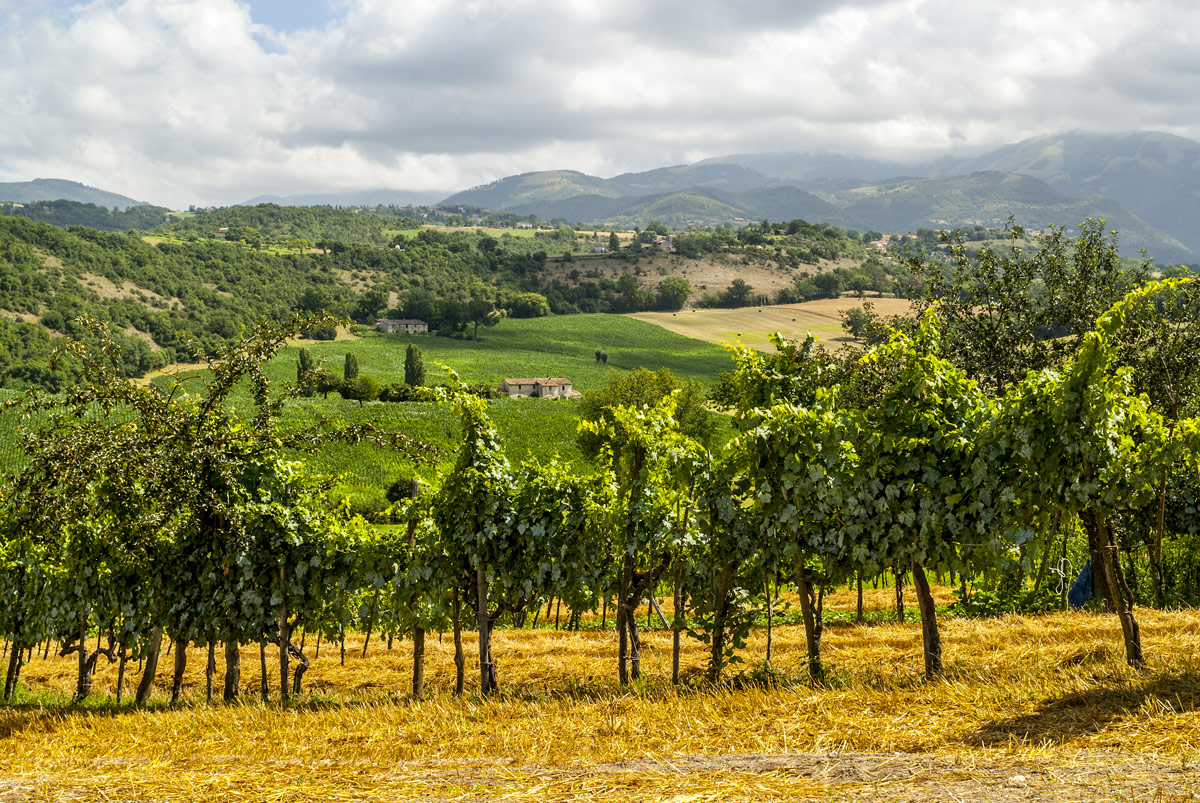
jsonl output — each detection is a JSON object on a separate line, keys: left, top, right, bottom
{"left": 559, "top": 249, "right": 851, "bottom": 300}
{"left": 630, "top": 296, "right": 911, "bottom": 352}
{"left": 3, "top": 602, "right": 1200, "bottom": 801}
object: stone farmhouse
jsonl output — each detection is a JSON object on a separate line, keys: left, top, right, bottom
{"left": 375, "top": 318, "right": 428, "bottom": 334}
{"left": 499, "top": 377, "right": 576, "bottom": 399}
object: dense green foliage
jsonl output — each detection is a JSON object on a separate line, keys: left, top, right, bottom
{"left": 2, "top": 200, "right": 172, "bottom": 231}
{"left": 576, "top": 367, "right": 716, "bottom": 458}
{"left": 156, "top": 204, "right": 393, "bottom": 247}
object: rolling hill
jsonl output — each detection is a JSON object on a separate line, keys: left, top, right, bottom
{"left": 441, "top": 170, "right": 621, "bottom": 210}
{"left": 0, "top": 178, "right": 147, "bottom": 209}
{"left": 444, "top": 164, "right": 1189, "bottom": 262}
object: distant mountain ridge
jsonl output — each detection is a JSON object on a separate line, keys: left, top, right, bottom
{"left": 930, "top": 131, "right": 1200, "bottom": 257}
{"left": 241, "top": 189, "right": 449, "bottom": 207}
{"left": 0, "top": 178, "right": 147, "bottom": 210}
{"left": 439, "top": 131, "right": 1200, "bottom": 264}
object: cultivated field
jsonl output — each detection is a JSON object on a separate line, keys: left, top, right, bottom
{"left": 3, "top": 598, "right": 1199, "bottom": 801}
{"left": 630, "top": 296, "right": 911, "bottom": 352}
{"left": 283, "top": 315, "right": 732, "bottom": 391}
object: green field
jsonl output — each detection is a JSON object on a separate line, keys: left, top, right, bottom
{"left": 262, "top": 315, "right": 731, "bottom": 498}
{"left": 277, "top": 314, "right": 732, "bottom": 390}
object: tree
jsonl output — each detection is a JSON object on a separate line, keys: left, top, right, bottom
{"left": 986, "top": 279, "right": 1200, "bottom": 666}
{"left": 312, "top": 369, "right": 341, "bottom": 399}
{"left": 583, "top": 394, "right": 704, "bottom": 684}
{"left": 297, "top": 348, "right": 314, "bottom": 386}
{"left": 811, "top": 272, "right": 842, "bottom": 299}
{"left": 657, "top": 277, "right": 692, "bottom": 311}
{"left": 343, "top": 375, "right": 381, "bottom": 407}
{"left": 344, "top": 353, "right": 359, "bottom": 382}
{"left": 577, "top": 368, "right": 714, "bottom": 458}
{"left": 719, "top": 331, "right": 842, "bottom": 679}
{"left": 609, "top": 231, "right": 620, "bottom": 252}
{"left": 506, "top": 292, "right": 550, "bottom": 319}
{"left": 432, "top": 385, "right": 513, "bottom": 694}
{"left": 465, "top": 289, "right": 501, "bottom": 341}
{"left": 899, "top": 219, "right": 1151, "bottom": 396}
{"left": 838, "top": 313, "right": 999, "bottom": 678}
{"left": 841, "top": 308, "right": 871, "bottom": 340}
{"left": 404, "top": 344, "right": 426, "bottom": 387}
{"left": 721, "top": 278, "right": 753, "bottom": 308}
{"left": 352, "top": 289, "right": 388, "bottom": 324}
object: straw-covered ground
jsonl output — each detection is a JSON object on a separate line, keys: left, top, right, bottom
{"left": 2, "top": 590, "right": 1199, "bottom": 801}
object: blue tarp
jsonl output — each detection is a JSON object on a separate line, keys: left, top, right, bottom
{"left": 1068, "top": 562, "right": 1094, "bottom": 608}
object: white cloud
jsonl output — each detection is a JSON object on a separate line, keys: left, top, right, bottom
{"left": 0, "top": 0, "right": 1197, "bottom": 207}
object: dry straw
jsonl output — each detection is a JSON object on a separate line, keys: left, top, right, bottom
{"left": 2, "top": 602, "right": 1198, "bottom": 801}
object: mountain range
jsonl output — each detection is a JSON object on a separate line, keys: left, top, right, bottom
{"left": 441, "top": 131, "right": 1200, "bottom": 264}
{"left": 5, "top": 132, "right": 1199, "bottom": 264}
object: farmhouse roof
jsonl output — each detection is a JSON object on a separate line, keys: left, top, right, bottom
{"left": 376, "top": 318, "right": 427, "bottom": 325}
{"left": 503, "top": 377, "right": 571, "bottom": 386}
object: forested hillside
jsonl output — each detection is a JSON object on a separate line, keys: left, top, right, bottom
{"left": 155, "top": 204, "right": 396, "bottom": 246}
{"left": 1, "top": 200, "right": 172, "bottom": 231}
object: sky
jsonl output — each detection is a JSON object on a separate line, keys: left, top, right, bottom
{"left": 1, "top": 0, "right": 1198, "bottom": 209}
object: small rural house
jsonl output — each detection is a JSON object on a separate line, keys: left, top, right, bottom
{"left": 515, "top": 221, "right": 534, "bottom": 230}
{"left": 500, "top": 377, "right": 575, "bottom": 399}
{"left": 375, "top": 318, "right": 428, "bottom": 334}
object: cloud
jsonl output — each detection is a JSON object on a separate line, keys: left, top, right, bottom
{"left": 1, "top": 0, "right": 1197, "bottom": 207}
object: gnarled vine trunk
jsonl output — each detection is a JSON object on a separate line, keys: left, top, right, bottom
{"left": 4, "top": 556, "right": 27, "bottom": 701}
{"left": 452, "top": 587, "right": 465, "bottom": 696}
{"left": 707, "top": 563, "right": 735, "bottom": 683}
{"left": 794, "top": 564, "right": 824, "bottom": 683}
{"left": 223, "top": 639, "right": 240, "bottom": 702}
{"left": 412, "top": 626, "right": 425, "bottom": 698}
{"left": 134, "top": 629, "right": 163, "bottom": 706}
{"left": 1083, "top": 515, "right": 1114, "bottom": 610}
{"left": 171, "top": 636, "right": 187, "bottom": 704}
{"left": 75, "top": 615, "right": 91, "bottom": 702}
{"left": 289, "top": 639, "right": 310, "bottom": 694}
{"left": 259, "top": 641, "right": 268, "bottom": 701}
{"left": 278, "top": 565, "right": 290, "bottom": 703}
{"left": 910, "top": 562, "right": 942, "bottom": 679}
{"left": 617, "top": 557, "right": 632, "bottom": 685}
{"left": 475, "top": 559, "right": 496, "bottom": 694}
{"left": 1090, "top": 512, "right": 1144, "bottom": 667}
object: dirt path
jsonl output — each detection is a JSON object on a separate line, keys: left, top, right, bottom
{"left": 3, "top": 750, "right": 1192, "bottom": 802}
